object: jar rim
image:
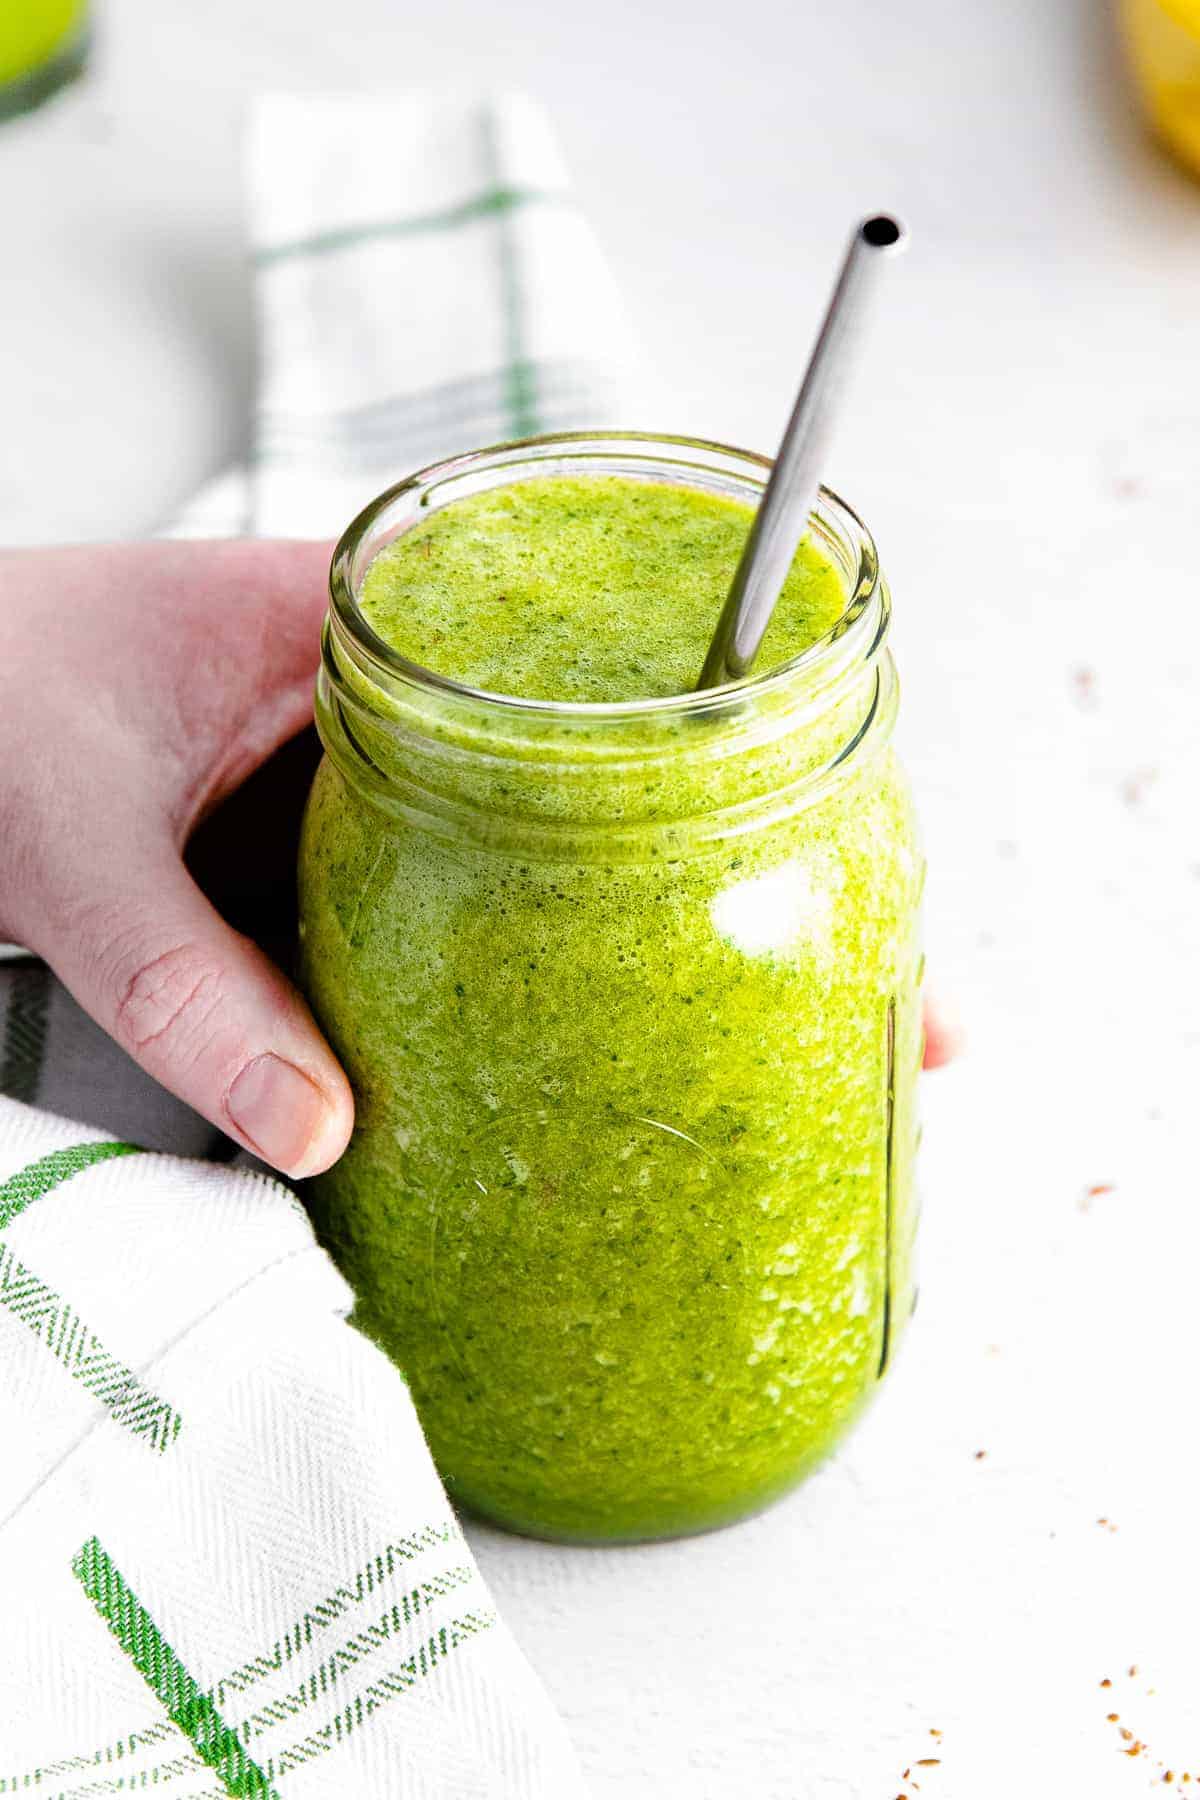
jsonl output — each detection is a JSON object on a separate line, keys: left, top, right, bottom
{"left": 327, "top": 430, "right": 884, "bottom": 722}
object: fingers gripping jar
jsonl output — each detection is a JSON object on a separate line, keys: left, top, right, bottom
{"left": 298, "top": 433, "right": 925, "bottom": 1543}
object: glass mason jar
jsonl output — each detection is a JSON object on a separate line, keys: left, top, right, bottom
{"left": 0, "top": 1, "right": 89, "bottom": 122}
{"left": 298, "top": 433, "right": 924, "bottom": 1543}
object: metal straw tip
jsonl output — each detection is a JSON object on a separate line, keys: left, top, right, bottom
{"left": 859, "top": 213, "right": 908, "bottom": 252}
{"left": 695, "top": 208, "right": 909, "bottom": 690}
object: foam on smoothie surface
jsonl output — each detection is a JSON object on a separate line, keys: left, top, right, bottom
{"left": 358, "top": 475, "right": 847, "bottom": 700}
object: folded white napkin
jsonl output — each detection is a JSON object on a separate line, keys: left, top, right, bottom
{"left": 0, "top": 89, "right": 641, "bottom": 1796}
{"left": 0, "top": 1097, "right": 583, "bottom": 1796}
{"left": 175, "top": 89, "right": 636, "bottom": 541}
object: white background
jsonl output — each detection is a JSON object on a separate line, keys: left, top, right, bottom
{"left": 5, "top": 2, "right": 1200, "bottom": 1795}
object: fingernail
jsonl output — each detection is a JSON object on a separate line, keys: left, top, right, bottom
{"left": 226, "top": 1053, "right": 332, "bottom": 1176}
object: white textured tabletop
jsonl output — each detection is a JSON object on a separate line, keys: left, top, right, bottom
{"left": 5, "top": 2, "right": 1200, "bottom": 1794}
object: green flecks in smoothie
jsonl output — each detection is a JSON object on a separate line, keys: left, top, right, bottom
{"left": 358, "top": 476, "right": 847, "bottom": 701}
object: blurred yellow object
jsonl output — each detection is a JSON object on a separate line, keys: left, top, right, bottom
{"left": 1123, "top": 0, "right": 1200, "bottom": 176}
{"left": 0, "top": 1, "right": 88, "bottom": 118}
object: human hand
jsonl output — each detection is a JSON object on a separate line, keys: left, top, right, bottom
{"left": 0, "top": 539, "right": 353, "bottom": 1176}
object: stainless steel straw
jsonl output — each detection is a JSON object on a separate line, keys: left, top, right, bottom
{"left": 696, "top": 214, "right": 909, "bottom": 691}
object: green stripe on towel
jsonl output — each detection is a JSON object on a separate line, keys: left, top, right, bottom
{"left": 0, "top": 1140, "right": 139, "bottom": 1232}
{"left": 255, "top": 183, "right": 557, "bottom": 267}
{"left": 0, "top": 1245, "right": 182, "bottom": 1450}
{"left": 73, "top": 1537, "right": 281, "bottom": 1800}
{"left": 479, "top": 113, "right": 541, "bottom": 440}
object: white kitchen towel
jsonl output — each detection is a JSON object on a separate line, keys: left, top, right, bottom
{"left": 0, "top": 1098, "right": 583, "bottom": 1797}
{"left": 0, "top": 90, "right": 641, "bottom": 1796}
{"left": 173, "top": 90, "right": 637, "bottom": 541}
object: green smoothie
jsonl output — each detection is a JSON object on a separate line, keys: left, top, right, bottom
{"left": 300, "top": 445, "right": 923, "bottom": 1542}
{"left": 356, "top": 477, "right": 846, "bottom": 702}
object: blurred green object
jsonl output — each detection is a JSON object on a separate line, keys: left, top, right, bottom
{"left": 0, "top": 0, "right": 88, "bottom": 121}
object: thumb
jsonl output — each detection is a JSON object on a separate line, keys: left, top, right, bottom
{"left": 35, "top": 837, "right": 353, "bottom": 1177}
